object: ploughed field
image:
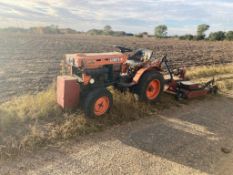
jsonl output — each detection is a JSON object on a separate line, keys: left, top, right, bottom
{"left": 0, "top": 33, "right": 232, "bottom": 102}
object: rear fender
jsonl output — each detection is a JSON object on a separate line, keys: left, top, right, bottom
{"left": 133, "top": 67, "right": 160, "bottom": 83}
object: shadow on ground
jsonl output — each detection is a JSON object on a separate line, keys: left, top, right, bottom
{"left": 120, "top": 95, "right": 233, "bottom": 174}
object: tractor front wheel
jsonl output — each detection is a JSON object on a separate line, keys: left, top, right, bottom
{"left": 84, "top": 88, "right": 113, "bottom": 117}
{"left": 137, "top": 71, "right": 164, "bottom": 103}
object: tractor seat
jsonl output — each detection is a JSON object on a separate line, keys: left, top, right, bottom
{"left": 127, "top": 49, "right": 153, "bottom": 68}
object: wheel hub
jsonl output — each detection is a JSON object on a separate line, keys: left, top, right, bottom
{"left": 146, "top": 80, "right": 160, "bottom": 100}
{"left": 94, "top": 96, "right": 110, "bottom": 116}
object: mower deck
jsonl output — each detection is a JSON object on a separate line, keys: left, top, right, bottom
{"left": 162, "top": 55, "right": 218, "bottom": 100}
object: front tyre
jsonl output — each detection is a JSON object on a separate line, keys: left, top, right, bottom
{"left": 84, "top": 88, "right": 113, "bottom": 117}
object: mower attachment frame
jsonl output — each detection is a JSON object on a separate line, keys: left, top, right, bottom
{"left": 161, "top": 55, "right": 218, "bottom": 100}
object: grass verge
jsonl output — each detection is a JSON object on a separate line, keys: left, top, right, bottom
{"left": 187, "top": 64, "right": 233, "bottom": 91}
{"left": 186, "top": 63, "right": 233, "bottom": 79}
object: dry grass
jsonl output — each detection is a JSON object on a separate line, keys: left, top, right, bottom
{"left": 215, "top": 79, "right": 233, "bottom": 91}
{"left": 186, "top": 64, "right": 233, "bottom": 79}
{"left": 0, "top": 83, "right": 175, "bottom": 159}
{"left": 0, "top": 83, "right": 63, "bottom": 157}
{"left": 186, "top": 64, "right": 233, "bottom": 91}
{"left": 1, "top": 64, "right": 233, "bottom": 159}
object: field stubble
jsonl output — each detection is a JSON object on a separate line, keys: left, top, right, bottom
{"left": 0, "top": 33, "right": 233, "bottom": 102}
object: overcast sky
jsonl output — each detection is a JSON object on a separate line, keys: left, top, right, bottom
{"left": 0, "top": 0, "right": 233, "bottom": 35}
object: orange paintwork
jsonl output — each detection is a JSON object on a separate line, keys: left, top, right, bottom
{"left": 66, "top": 52, "right": 127, "bottom": 69}
{"left": 133, "top": 67, "right": 148, "bottom": 83}
{"left": 133, "top": 59, "right": 161, "bottom": 83}
{"left": 146, "top": 80, "right": 160, "bottom": 100}
{"left": 94, "top": 96, "right": 110, "bottom": 116}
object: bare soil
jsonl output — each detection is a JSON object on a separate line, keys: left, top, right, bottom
{"left": 0, "top": 33, "right": 233, "bottom": 102}
{"left": 1, "top": 95, "right": 233, "bottom": 175}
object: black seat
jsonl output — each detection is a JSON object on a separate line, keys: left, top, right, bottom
{"left": 127, "top": 49, "right": 153, "bottom": 68}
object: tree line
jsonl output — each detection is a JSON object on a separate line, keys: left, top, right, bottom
{"left": 89, "top": 24, "right": 233, "bottom": 41}
{"left": 87, "top": 25, "right": 134, "bottom": 36}
{"left": 1, "top": 24, "right": 233, "bottom": 41}
{"left": 88, "top": 24, "right": 233, "bottom": 41}
{"left": 154, "top": 24, "right": 233, "bottom": 41}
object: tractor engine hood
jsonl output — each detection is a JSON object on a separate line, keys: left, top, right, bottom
{"left": 65, "top": 52, "right": 127, "bottom": 69}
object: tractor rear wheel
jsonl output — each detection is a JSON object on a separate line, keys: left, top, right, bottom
{"left": 137, "top": 71, "right": 164, "bottom": 103}
{"left": 84, "top": 88, "right": 113, "bottom": 117}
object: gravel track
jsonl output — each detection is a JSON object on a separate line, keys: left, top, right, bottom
{"left": 1, "top": 95, "right": 233, "bottom": 175}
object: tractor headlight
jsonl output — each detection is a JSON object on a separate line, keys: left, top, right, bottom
{"left": 90, "top": 78, "right": 95, "bottom": 84}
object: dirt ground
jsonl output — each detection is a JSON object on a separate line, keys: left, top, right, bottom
{"left": 1, "top": 95, "right": 233, "bottom": 175}
{"left": 0, "top": 33, "right": 233, "bottom": 102}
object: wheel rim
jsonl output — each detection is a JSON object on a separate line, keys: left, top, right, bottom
{"left": 94, "top": 96, "right": 110, "bottom": 116}
{"left": 146, "top": 79, "right": 160, "bottom": 100}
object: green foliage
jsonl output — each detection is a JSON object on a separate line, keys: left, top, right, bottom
{"left": 104, "top": 25, "right": 112, "bottom": 32}
{"left": 103, "top": 25, "right": 113, "bottom": 35}
{"left": 125, "top": 33, "right": 134, "bottom": 36}
{"left": 112, "top": 31, "right": 126, "bottom": 36}
{"left": 195, "top": 35, "right": 204, "bottom": 40}
{"left": 197, "top": 24, "right": 210, "bottom": 39}
{"left": 29, "top": 25, "right": 61, "bottom": 34}
{"left": 2, "top": 24, "right": 233, "bottom": 41}
{"left": 179, "top": 34, "right": 194, "bottom": 40}
{"left": 87, "top": 29, "right": 103, "bottom": 35}
{"left": 154, "top": 25, "right": 168, "bottom": 38}
{"left": 225, "top": 31, "right": 233, "bottom": 40}
{"left": 87, "top": 26, "right": 132, "bottom": 37}
{"left": 208, "top": 31, "right": 225, "bottom": 41}
{"left": 197, "top": 24, "right": 210, "bottom": 35}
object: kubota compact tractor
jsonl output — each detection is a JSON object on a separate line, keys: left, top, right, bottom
{"left": 57, "top": 46, "right": 164, "bottom": 117}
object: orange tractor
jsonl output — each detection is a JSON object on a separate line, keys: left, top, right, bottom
{"left": 57, "top": 46, "right": 165, "bottom": 117}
